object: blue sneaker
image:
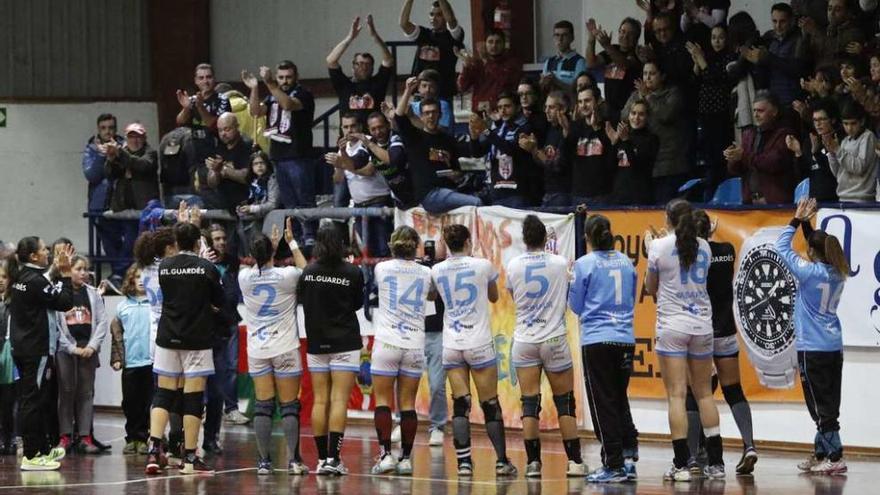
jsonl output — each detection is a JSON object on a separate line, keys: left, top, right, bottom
{"left": 257, "top": 458, "right": 272, "bottom": 475}
{"left": 586, "top": 466, "right": 628, "bottom": 483}
{"left": 624, "top": 460, "right": 637, "bottom": 481}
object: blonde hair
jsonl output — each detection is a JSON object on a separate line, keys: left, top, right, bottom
{"left": 389, "top": 226, "right": 420, "bottom": 259}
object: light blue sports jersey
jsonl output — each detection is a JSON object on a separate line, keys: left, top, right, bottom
{"left": 568, "top": 250, "right": 637, "bottom": 345}
{"left": 775, "top": 226, "right": 845, "bottom": 352}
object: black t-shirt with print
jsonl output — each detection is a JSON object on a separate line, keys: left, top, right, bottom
{"left": 329, "top": 66, "right": 392, "bottom": 122}
{"left": 197, "top": 137, "right": 254, "bottom": 210}
{"left": 598, "top": 47, "right": 642, "bottom": 118}
{"left": 568, "top": 121, "right": 614, "bottom": 198}
{"left": 394, "top": 114, "right": 460, "bottom": 203}
{"left": 65, "top": 286, "right": 92, "bottom": 346}
{"left": 539, "top": 125, "right": 572, "bottom": 194}
{"left": 264, "top": 85, "right": 315, "bottom": 161}
{"left": 408, "top": 25, "right": 465, "bottom": 100}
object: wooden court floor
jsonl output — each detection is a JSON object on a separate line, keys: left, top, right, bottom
{"left": 0, "top": 412, "right": 868, "bottom": 494}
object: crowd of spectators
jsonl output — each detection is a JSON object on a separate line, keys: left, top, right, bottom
{"left": 82, "top": 0, "right": 880, "bottom": 280}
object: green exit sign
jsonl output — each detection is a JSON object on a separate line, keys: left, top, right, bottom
{"left": 0, "top": 108, "right": 6, "bottom": 127}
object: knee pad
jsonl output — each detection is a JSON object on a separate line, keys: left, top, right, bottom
{"left": 452, "top": 394, "right": 472, "bottom": 419}
{"left": 152, "top": 387, "right": 176, "bottom": 411}
{"left": 721, "top": 383, "right": 746, "bottom": 406}
{"left": 521, "top": 394, "right": 542, "bottom": 420}
{"left": 182, "top": 391, "right": 205, "bottom": 418}
{"left": 480, "top": 397, "right": 503, "bottom": 423}
{"left": 280, "top": 400, "right": 301, "bottom": 418}
{"left": 552, "top": 391, "right": 576, "bottom": 418}
{"left": 255, "top": 399, "right": 275, "bottom": 418}
{"left": 685, "top": 387, "right": 699, "bottom": 412}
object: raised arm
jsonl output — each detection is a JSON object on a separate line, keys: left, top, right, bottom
{"left": 399, "top": 0, "right": 416, "bottom": 36}
{"left": 437, "top": 0, "right": 458, "bottom": 30}
{"left": 367, "top": 14, "right": 394, "bottom": 68}
{"left": 261, "top": 66, "right": 304, "bottom": 111}
{"left": 396, "top": 76, "right": 419, "bottom": 117}
{"left": 241, "top": 70, "right": 267, "bottom": 117}
{"left": 327, "top": 17, "right": 361, "bottom": 69}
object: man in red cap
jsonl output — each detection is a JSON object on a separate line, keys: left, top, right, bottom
{"left": 102, "top": 122, "right": 159, "bottom": 211}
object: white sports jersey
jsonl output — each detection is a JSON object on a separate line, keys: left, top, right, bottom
{"left": 141, "top": 261, "right": 162, "bottom": 358}
{"left": 374, "top": 259, "right": 434, "bottom": 349}
{"left": 238, "top": 265, "right": 302, "bottom": 359}
{"left": 505, "top": 251, "right": 569, "bottom": 343}
{"left": 647, "top": 235, "right": 713, "bottom": 336}
{"left": 431, "top": 256, "right": 498, "bottom": 350}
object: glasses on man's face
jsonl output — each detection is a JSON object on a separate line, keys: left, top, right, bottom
{"left": 518, "top": 92, "right": 534, "bottom": 97}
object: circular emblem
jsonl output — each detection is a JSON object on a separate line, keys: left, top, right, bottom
{"left": 733, "top": 244, "right": 797, "bottom": 356}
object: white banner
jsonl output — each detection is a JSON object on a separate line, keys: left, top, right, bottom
{"left": 817, "top": 208, "right": 880, "bottom": 347}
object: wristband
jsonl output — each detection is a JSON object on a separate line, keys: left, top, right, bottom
{"left": 289, "top": 239, "right": 299, "bottom": 251}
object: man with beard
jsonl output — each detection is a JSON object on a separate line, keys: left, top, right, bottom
{"left": 457, "top": 29, "right": 522, "bottom": 113}
{"left": 327, "top": 15, "right": 394, "bottom": 122}
{"left": 519, "top": 91, "right": 574, "bottom": 207}
{"left": 586, "top": 17, "right": 643, "bottom": 121}
{"left": 243, "top": 61, "right": 316, "bottom": 248}
{"left": 351, "top": 112, "right": 414, "bottom": 209}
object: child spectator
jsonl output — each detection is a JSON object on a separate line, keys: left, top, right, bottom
{"left": 110, "top": 264, "right": 154, "bottom": 455}
{"left": 827, "top": 102, "right": 879, "bottom": 202}
{"left": 236, "top": 151, "right": 279, "bottom": 248}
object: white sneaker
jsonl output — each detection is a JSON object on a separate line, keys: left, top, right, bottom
{"left": 428, "top": 429, "right": 444, "bottom": 446}
{"left": 525, "top": 460, "right": 542, "bottom": 478}
{"left": 798, "top": 455, "right": 819, "bottom": 472}
{"left": 810, "top": 458, "right": 847, "bottom": 475}
{"left": 371, "top": 453, "right": 397, "bottom": 474}
{"left": 396, "top": 457, "right": 413, "bottom": 475}
{"left": 224, "top": 410, "right": 251, "bottom": 425}
{"left": 391, "top": 425, "right": 402, "bottom": 443}
{"left": 566, "top": 460, "right": 587, "bottom": 477}
{"left": 664, "top": 464, "right": 692, "bottom": 482}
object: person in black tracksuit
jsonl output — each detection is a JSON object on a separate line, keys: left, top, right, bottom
{"left": 684, "top": 211, "right": 758, "bottom": 475}
{"left": 8, "top": 237, "right": 74, "bottom": 469}
{"left": 297, "top": 224, "right": 364, "bottom": 475}
{"left": 145, "top": 222, "right": 225, "bottom": 475}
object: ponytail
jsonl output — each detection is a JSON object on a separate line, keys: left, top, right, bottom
{"left": 250, "top": 234, "right": 274, "bottom": 273}
{"left": 667, "top": 199, "right": 698, "bottom": 269}
{"left": 692, "top": 209, "right": 712, "bottom": 240}
{"left": 809, "top": 230, "right": 850, "bottom": 278}
{"left": 9, "top": 236, "right": 42, "bottom": 283}
{"left": 584, "top": 214, "right": 614, "bottom": 251}
{"left": 389, "top": 226, "right": 420, "bottom": 259}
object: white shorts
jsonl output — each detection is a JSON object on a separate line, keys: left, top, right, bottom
{"left": 307, "top": 349, "right": 361, "bottom": 373}
{"left": 655, "top": 329, "right": 713, "bottom": 360}
{"left": 153, "top": 346, "right": 214, "bottom": 378}
{"left": 713, "top": 335, "right": 740, "bottom": 358}
{"left": 511, "top": 335, "right": 573, "bottom": 373}
{"left": 442, "top": 342, "right": 497, "bottom": 370}
{"left": 249, "top": 349, "right": 303, "bottom": 378}
{"left": 370, "top": 341, "right": 425, "bottom": 379}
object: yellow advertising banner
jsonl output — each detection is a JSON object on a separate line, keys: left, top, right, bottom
{"left": 602, "top": 208, "right": 806, "bottom": 402}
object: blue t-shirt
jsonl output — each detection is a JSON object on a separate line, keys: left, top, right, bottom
{"left": 775, "top": 226, "right": 845, "bottom": 352}
{"left": 569, "top": 250, "right": 637, "bottom": 345}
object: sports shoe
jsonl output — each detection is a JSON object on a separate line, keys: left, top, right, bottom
{"left": 202, "top": 440, "right": 223, "bottom": 456}
{"left": 736, "top": 448, "right": 758, "bottom": 475}
{"left": 457, "top": 460, "right": 474, "bottom": 476}
{"left": 123, "top": 441, "right": 139, "bottom": 455}
{"left": 810, "top": 458, "right": 847, "bottom": 475}
{"left": 624, "top": 460, "right": 638, "bottom": 481}
{"left": 663, "top": 464, "right": 691, "bottom": 482}
{"left": 137, "top": 441, "right": 150, "bottom": 455}
{"left": 79, "top": 435, "right": 101, "bottom": 455}
{"left": 391, "top": 425, "right": 402, "bottom": 443}
{"left": 181, "top": 455, "right": 214, "bottom": 475}
{"left": 145, "top": 451, "right": 166, "bottom": 475}
{"left": 567, "top": 460, "right": 587, "bottom": 477}
{"left": 428, "top": 429, "right": 444, "bottom": 446}
{"left": 495, "top": 460, "right": 518, "bottom": 476}
{"left": 525, "top": 460, "right": 542, "bottom": 478}
{"left": 257, "top": 458, "right": 273, "bottom": 475}
{"left": 586, "top": 466, "right": 628, "bottom": 483}
{"left": 166, "top": 439, "right": 184, "bottom": 469}
{"left": 797, "top": 455, "right": 820, "bottom": 472}
{"left": 57, "top": 435, "right": 72, "bottom": 451}
{"left": 224, "top": 410, "right": 251, "bottom": 425}
{"left": 288, "top": 459, "right": 310, "bottom": 475}
{"left": 320, "top": 458, "right": 348, "bottom": 476}
{"left": 396, "top": 457, "right": 413, "bottom": 475}
{"left": 315, "top": 458, "right": 329, "bottom": 475}
{"left": 703, "top": 464, "right": 726, "bottom": 479}
{"left": 20, "top": 455, "right": 60, "bottom": 471}
{"left": 687, "top": 457, "right": 704, "bottom": 477}
{"left": 371, "top": 453, "right": 397, "bottom": 474}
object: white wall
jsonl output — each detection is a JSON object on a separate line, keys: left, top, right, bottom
{"left": 211, "top": 0, "right": 473, "bottom": 81}
{"left": 0, "top": 102, "right": 158, "bottom": 251}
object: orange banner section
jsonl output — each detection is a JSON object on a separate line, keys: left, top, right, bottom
{"left": 602, "top": 208, "right": 806, "bottom": 402}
